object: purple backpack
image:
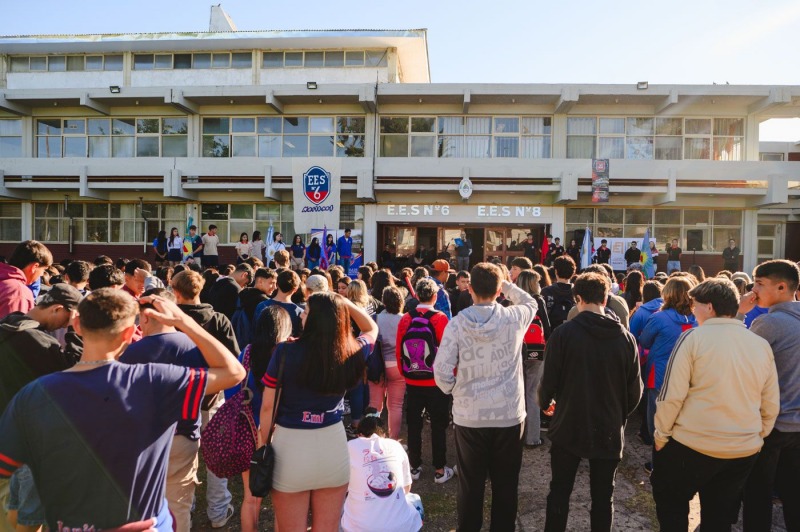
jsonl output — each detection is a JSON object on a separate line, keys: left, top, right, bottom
{"left": 400, "top": 309, "right": 438, "bottom": 380}
{"left": 201, "top": 345, "right": 258, "bottom": 478}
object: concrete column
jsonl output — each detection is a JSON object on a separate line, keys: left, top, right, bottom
{"left": 363, "top": 203, "right": 378, "bottom": 263}
{"left": 549, "top": 206, "right": 566, "bottom": 241}
{"left": 742, "top": 209, "right": 758, "bottom": 274}
{"left": 21, "top": 202, "right": 32, "bottom": 240}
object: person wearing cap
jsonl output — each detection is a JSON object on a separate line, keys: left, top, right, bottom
{"left": 305, "top": 274, "right": 329, "bottom": 295}
{"left": 430, "top": 259, "right": 453, "bottom": 320}
{"left": 0, "top": 283, "right": 82, "bottom": 531}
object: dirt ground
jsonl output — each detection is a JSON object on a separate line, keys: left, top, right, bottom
{"left": 193, "top": 407, "right": 787, "bottom": 531}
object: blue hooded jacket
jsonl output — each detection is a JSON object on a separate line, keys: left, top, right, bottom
{"left": 629, "top": 297, "right": 663, "bottom": 341}
{"left": 639, "top": 308, "right": 697, "bottom": 390}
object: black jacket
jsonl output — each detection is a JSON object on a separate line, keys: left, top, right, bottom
{"left": 238, "top": 287, "right": 269, "bottom": 322}
{"left": 0, "top": 313, "right": 70, "bottom": 414}
{"left": 177, "top": 303, "right": 239, "bottom": 357}
{"left": 538, "top": 311, "right": 642, "bottom": 459}
{"left": 624, "top": 247, "right": 641, "bottom": 266}
{"left": 540, "top": 282, "right": 575, "bottom": 330}
{"left": 208, "top": 277, "right": 241, "bottom": 320}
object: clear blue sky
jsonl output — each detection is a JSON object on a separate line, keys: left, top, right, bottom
{"left": 3, "top": 0, "right": 798, "bottom": 139}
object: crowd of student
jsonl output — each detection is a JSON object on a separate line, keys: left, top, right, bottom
{"left": 0, "top": 236, "right": 798, "bottom": 532}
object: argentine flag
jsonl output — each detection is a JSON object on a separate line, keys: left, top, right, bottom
{"left": 580, "top": 227, "right": 593, "bottom": 270}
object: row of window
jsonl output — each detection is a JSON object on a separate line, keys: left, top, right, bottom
{"left": 8, "top": 49, "right": 389, "bottom": 73}
{"left": 566, "top": 117, "right": 745, "bottom": 161}
{"left": 0, "top": 115, "right": 757, "bottom": 160}
{"left": 9, "top": 54, "right": 124, "bottom": 72}
{"left": 564, "top": 207, "right": 742, "bottom": 252}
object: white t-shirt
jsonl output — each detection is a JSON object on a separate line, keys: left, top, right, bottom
{"left": 341, "top": 434, "right": 422, "bottom": 532}
{"left": 250, "top": 240, "right": 265, "bottom": 260}
{"left": 202, "top": 233, "right": 219, "bottom": 256}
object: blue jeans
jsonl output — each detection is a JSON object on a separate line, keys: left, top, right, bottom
{"left": 667, "top": 260, "right": 681, "bottom": 273}
{"left": 347, "top": 381, "right": 370, "bottom": 424}
{"left": 307, "top": 258, "right": 319, "bottom": 269}
{"left": 7, "top": 466, "right": 45, "bottom": 527}
{"left": 456, "top": 256, "right": 470, "bottom": 272}
{"left": 340, "top": 257, "right": 352, "bottom": 275}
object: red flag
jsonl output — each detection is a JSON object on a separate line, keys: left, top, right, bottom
{"left": 540, "top": 235, "right": 549, "bottom": 265}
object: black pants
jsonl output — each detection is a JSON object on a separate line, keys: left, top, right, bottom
{"left": 651, "top": 438, "right": 757, "bottom": 532}
{"left": 406, "top": 385, "right": 450, "bottom": 470}
{"left": 743, "top": 429, "right": 800, "bottom": 531}
{"left": 544, "top": 443, "right": 620, "bottom": 532}
{"left": 454, "top": 424, "right": 523, "bottom": 532}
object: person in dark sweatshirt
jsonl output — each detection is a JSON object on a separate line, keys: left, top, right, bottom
{"left": 538, "top": 272, "right": 642, "bottom": 532}
{"left": 741, "top": 260, "right": 800, "bottom": 531}
{"left": 540, "top": 255, "right": 577, "bottom": 330}
{"left": 208, "top": 263, "right": 253, "bottom": 320}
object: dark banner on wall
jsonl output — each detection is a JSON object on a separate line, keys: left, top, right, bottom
{"left": 591, "top": 159, "right": 610, "bottom": 203}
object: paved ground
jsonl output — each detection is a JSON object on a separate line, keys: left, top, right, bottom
{"left": 193, "top": 407, "right": 787, "bottom": 531}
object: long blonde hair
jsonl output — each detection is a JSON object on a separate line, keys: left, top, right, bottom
{"left": 346, "top": 279, "right": 370, "bottom": 308}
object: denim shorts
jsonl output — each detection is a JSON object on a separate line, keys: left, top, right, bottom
{"left": 6, "top": 466, "right": 45, "bottom": 526}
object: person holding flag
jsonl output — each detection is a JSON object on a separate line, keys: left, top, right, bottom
{"left": 320, "top": 227, "right": 332, "bottom": 270}
{"left": 640, "top": 229, "right": 655, "bottom": 279}
{"left": 541, "top": 234, "right": 551, "bottom": 266}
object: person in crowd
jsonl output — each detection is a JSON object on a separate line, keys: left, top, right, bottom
{"left": 340, "top": 407, "right": 423, "bottom": 532}
{"left": 623, "top": 271, "right": 644, "bottom": 313}
{"left": 232, "top": 267, "right": 277, "bottom": 346}
{"left": 324, "top": 234, "right": 337, "bottom": 269}
{"left": 722, "top": 238, "right": 740, "bottom": 272}
{"left": 122, "top": 258, "right": 154, "bottom": 300}
{"left": 539, "top": 272, "right": 642, "bottom": 532}
{"left": 202, "top": 225, "right": 220, "bottom": 268}
{"left": 273, "top": 249, "right": 290, "bottom": 272}
{"left": 740, "top": 260, "right": 800, "bottom": 530}
{"left": 186, "top": 225, "right": 204, "bottom": 267}
{"left": 666, "top": 238, "right": 682, "bottom": 273}
{"left": 369, "top": 270, "right": 396, "bottom": 300}
{"left": 624, "top": 241, "right": 640, "bottom": 268}
{"left": 266, "top": 232, "right": 286, "bottom": 267}
{"left": 368, "top": 286, "right": 407, "bottom": 439}
{"left": 510, "top": 256, "right": 533, "bottom": 283}
{"left": 306, "top": 237, "right": 322, "bottom": 269}
{"left": 305, "top": 274, "right": 328, "bottom": 296}
{"left": 358, "top": 265, "right": 373, "bottom": 290}
{"left": 93, "top": 255, "right": 113, "bottom": 267}
{"left": 153, "top": 229, "right": 168, "bottom": 266}
{"left": 566, "top": 238, "right": 581, "bottom": 265}
{"left": 290, "top": 235, "right": 306, "bottom": 271}
{"left": 434, "top": 263, "right": 536, "bottom": 530}
{"left": 595, "top": 239, "right": 611, "bottom": 265}
{"left": 345, "top": 280, "right": 375, "bottom": 434}
{"left": 171, "top": 270, "right": 239, "bottom": 527}
{"left": 0, "top": 240, "right": 52, "bottom": 320}
{"left": 258, "top": 292, "right": 377, "bottom": 531}
{"left": 652, "top": 278, "right": 779, "bottom": 531}
{"left": 398, "top": 267, "right": 415, "bottom": 299}
{"left": 629, "top": 280, "right": 664, "bottom": 446}
{"left": 167, "top": 227, "right": 183, "bottom": 267}
{"left": 337, "top": 275, "right": 352, "bottom": 296}
{"left": 235, "top": 233, "right": 251, "bottom": 264}
{"left": 0, "top": 289, "right": 244, "bottom": 531}
{"left": 119, "top": 288, "right": 210, "bottom": 532}
{"left": 88, "top": 264, "right": 125, "bottom": 291}
{"left": 337, "top": 229, "right": 354, "bottom": 273}
{"left": 155, "top": 266, "right": 174, "bottom": 289}
{"left": 533, "top": 264, "right": 552, "bottom": 287}
{"left": 521, "top": 233, "right": 539, "bottom": 265}
{"left": 687, "top": 264, "right": 705, "bottom": 283}
{"left": 566, "top": 264, "right": 630, "bottom": 330}
{"left": 253, "top": 269, "right": 303, "bottom": 337}
{"left": 429, "top": 259, "right": 454, "bottom": 319}
{"left": 249, "top": 230, "right": 265, "bottom": 263}
{"left": 63, "top": 260, "right": 91, "bottom": 295}
{"left": 0, "top": 284, "right": 81, "bottom": 530}
{"left": 515, "top": 269, "right": 551, "bottom": 448}
{"left": 540, "top": 256, "right": 576, "bottom": 330}
{"left": 639, "top": 275, "right": 697, "bottom": 474}
{"left": 235, "top": 306, "right": 292, "bottom": 532}
{"left": 449, "top": 270, "right": 470, "bottom": 317}
{"left": 547, "top": 237, "right": 565, "bottom": 265}
{"left": 396, "top": 278, "right": 454, "bottom": 485}
{"left": 208, "top": 263, "right": 253, "bottom": 320}
{"left": 454, "top": 231, "right": 472, "bottom": 272}
{"left": 199, "top": 269, "right": 218, "bottom": 303}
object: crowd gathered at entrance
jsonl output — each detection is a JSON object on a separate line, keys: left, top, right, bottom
{"left": 0, "top": 225, "right": 798, "bottom": 532}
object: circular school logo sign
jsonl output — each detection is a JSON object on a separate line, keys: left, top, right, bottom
{"left": 303, "top": 166, "right": 331, "bottom": 206}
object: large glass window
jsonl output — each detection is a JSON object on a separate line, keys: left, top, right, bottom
{"left": 566, "top": 116, "right": 744, "bottom": 160}
{"left": 262, "top": 50, "right": 387, "bottom": 69}
{"left": 0, "top": 203, "right": 22, "bottom": 241}
{"left": 566, "top": 208, "right": 742, "bottom": 253}
{"left": 10, "top": 54, "right": 122, "bottom": 72}
{"left": 0, "top": 120, "right": 23, "bottom": 158}
{"left": 36, "top": 117, "right": 188, "bottom": 158}
{"left": 382, "top": 115, "right": 550, "bottom": 158}
{"left": 133, "top": 52, "right": 251, "bottom": 70}
{"left": 202, "top": 115, "right": 364, "bottom": 158}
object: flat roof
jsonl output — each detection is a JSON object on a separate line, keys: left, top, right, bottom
{"left": 0, "top": 29, "right": 431, "bottom": 83}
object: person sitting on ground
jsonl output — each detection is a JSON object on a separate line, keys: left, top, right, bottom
{"left": 340, "top": 407, "right": 424, "bottom": 532}
{"left": 0, "top": 288, "right": 244, "bottom": 531}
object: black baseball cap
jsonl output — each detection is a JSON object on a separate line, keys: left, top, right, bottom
{"left": 38, "top": 284, "right": 83, "bottom": 310}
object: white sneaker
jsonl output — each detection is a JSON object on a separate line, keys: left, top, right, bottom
{"left": 410, "top": 466, "right": 422, "bottom": 480}
{"left": 211, "top": 503, "right": 234, "bottom": 528}
{"left": 434, "top": 466, "right": 455, "bottom": 484}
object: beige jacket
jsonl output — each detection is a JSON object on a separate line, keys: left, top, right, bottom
{"left": 566, "top": 292, "right": 630, "bottom": 330}
{"left": 654, "top": 318, "right": 780, "bottom": 459}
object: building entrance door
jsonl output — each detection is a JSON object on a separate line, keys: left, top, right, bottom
{"left": 483, "top": 226, "right": 545, "bottom": 266}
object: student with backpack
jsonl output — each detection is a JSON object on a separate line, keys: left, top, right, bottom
{"left": 515, "top": 270, "right": 551, "bottom": 448}
{"left": 540, "top": 256, "right": 577, "bottom": 330}
{"left": 395, "top": 278, "right": 454, "bottom": 484}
